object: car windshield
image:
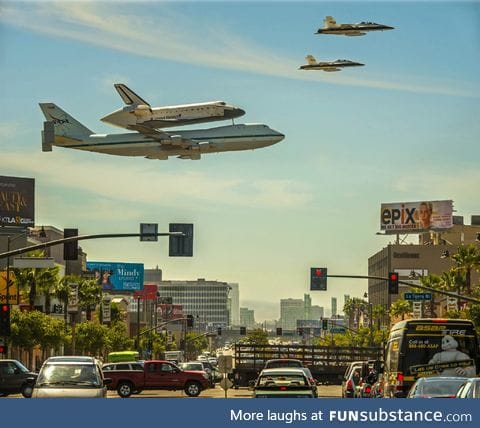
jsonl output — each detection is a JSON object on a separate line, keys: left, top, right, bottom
{"left": 37, "top": 364, "right": 102, "bottom": 386}
{"left": 421, "top": 379, "right": 466, "bottom": 396}
{"left": 257, "top": 374, "right": 307, "bottom": 387}
{"left": 14, "top": 361, "right": 30, "bottom": 373}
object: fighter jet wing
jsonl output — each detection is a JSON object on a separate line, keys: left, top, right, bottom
{"left": 128, "top": 124, "right": 194, "bottom": 148}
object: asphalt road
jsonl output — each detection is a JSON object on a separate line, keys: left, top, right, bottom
{"left": 5, "top": 384, "right": 341, "bottom": 399}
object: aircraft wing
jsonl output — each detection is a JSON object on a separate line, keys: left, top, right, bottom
{"left": 128, "top": 124, "right": 195, "bottom": 148}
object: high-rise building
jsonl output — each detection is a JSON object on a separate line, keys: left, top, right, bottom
{"left": 280, "top": 298, "right": 304, "bottom": 330}
{"left": 228, "top": 283, "right": 240, "bottom": 326}
{"left": 157, "top": 278, "right": 230, "bottom": 328}
{"left": 240, "top": 307, "right": 255, "bottom": 329}
{"left": 331, "top": 297, "right": 337, "bottom": 318}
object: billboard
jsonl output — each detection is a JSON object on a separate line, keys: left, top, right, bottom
{"left": 0, "top": 176, "right": 35, "bottom": 228}
{"left": 86, "top": 261, "right": 144, "bottom": 291}
{"left": 380, "top": 200, "right": 453, "bottom": 234}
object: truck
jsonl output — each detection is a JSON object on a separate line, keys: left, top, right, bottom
{"left": 106, "top": 359, "right": 211, "bottom": 397}
{"left": 230, "top": 343, "right": 383, "bottom": 387}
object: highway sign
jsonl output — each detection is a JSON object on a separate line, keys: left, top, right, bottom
{"left": 404, "top": 292, "right": 432, "bottom": 301}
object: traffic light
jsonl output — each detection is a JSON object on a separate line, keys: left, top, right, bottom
{"left": 310, "top": 267, "right": 327, "bottom": 291}
{"left": 186, "top": 314, "right": 194, "bottom": 327}
{"left": 388, "top": 272, "right": 399, "bottom": 294}
{"left": 322, "top": 319, "right": 328, "bottom": 330}
{"left": 217, "top": 327, "right": 222, "bottom": 336}
{"left": 239, "top": 326, "right": 247, "bottom": 335}
{"left": 0, "top": 344, "right": 7, "bottom": 355}
{"left": 276, "top": 327, "right": 283, "bottom": 336}
{"left": 169, "top": 223, "right": 194, "bottom": 257}
{"left": 0, "top": 304, "right": 11, "bottom": 336}
{"left": 63, "top": 228, "right": 79, "bottom": 260}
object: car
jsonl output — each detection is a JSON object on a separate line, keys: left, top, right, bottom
{"left": 179, "top": 361, "right": 214, "bottom": 386}
{"left": 406, "top": 376, "right": 468, "bottom": 398}
{"left": 102, "top": 361, "right": 144, "bottom": 372}
{"left": 252, "top": 368, "right": 315, "bottom": 398}
{"left": 31, "top": 356, "right": 111, "bottom": 398}
{"left": 455, "top": 378, "right": 480, "bottom": 398}
{"left": 0, "top": 359, "right": 37, "bottom": 398}
{"left": 341, "top": 361, "right": 365, "bottom": 398}
{"left": 264, "top": 359, "right": 304, "bottom": 369}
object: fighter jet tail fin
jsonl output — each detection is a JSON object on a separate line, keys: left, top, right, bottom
{"left": 114, "top": 83, "right": 150, "bottom": 107}
{"left": 305, "top": 55, "right": 317, "bottom": 65}
{"left": 39, "top": 103, "right": 94, "bottom": 143}
{"left": 324, "top": 16, "right": 337, "bottom": 28}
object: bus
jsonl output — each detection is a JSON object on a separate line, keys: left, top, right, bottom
{"left": 383, "top": 318, "right": 480, "bottom": 398}
{"left": 107, "top": 351, "right": 140, "bottom": 363}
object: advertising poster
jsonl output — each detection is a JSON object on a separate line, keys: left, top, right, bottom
{"left": 0, "top": 176, "right": 35, "bottom": 228}
{"left": 380, "top": 200, "right": 453, "bottom": 233}
{"left": 86, "top": 261, "right": 144, "bottom": 291}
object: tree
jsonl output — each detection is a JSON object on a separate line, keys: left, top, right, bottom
{"left": 451, "top": 244, "right": 480, "bottom": 296}
{"left": 12, "top": 250, "right": 60, "bottom": 309}
{"left": 241, "top": 328, "right": 268, "bottom": 345}
{"left": 389, "top": 299, "right": 412, "bottom": 321}
{"left": 75, "top": 321, "right": 108, "bottom": 356}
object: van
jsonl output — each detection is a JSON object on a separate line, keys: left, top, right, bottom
{"left": 107, "top": 351, "right": 140, "bottom": 363}
{"left": 383, "top": 318, "right": 480, "bottom": 397}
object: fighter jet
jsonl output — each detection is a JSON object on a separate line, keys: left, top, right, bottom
{"left": 316, "top": 16, "right": 394, "bottom": 36}
{"left": 40, "top": 103, "right": 284, "bottom": 160}
{"left": 101, "top": 83, "right": 245, "bottom": 130}
{"left": 299, "top": 55, "right": 364, "bottom": 72}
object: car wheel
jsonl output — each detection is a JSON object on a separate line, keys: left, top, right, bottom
{"left": 184, "top": 381, "right": 201, "bottom": 397}
{"left": 21, "top": 384, "right": 33, "bottom": 398}
{"left": 117, "top": 382, "right": 133, "bottom": 398}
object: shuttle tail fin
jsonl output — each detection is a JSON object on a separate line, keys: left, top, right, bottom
{"left": 306, "top": 55, "right": 317, "bottom": 65}
{"left": 114, "top": 83, "right": 150, "bottom": 107}
{"left": 39, "top": 103, "right": 93, "bottom": 143}
{"left": 324, "top": 16, "right": 337, "bottom": 28}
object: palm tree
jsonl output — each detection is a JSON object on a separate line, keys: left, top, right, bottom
{"left": 451, "top": 244, "right": 480, "bottom": 296}
{"left": 389, "top": 299, "right": 412, "bottom": 321}
{"left": 12, "top": 250, "right": 60, "bottom": 309}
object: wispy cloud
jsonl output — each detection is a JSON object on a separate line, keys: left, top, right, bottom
{"left": 2, "top": 2, "right": 479, "bottom": 98}
{"left": 1, "top": 148, "right": 313, "bottom": 211}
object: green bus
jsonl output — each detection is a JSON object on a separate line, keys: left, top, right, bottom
{"left": 107, "top": 351, "right": 140, "bottom": 363}
{"left": 383, "top": 318, "right": 480, "bottom": 398}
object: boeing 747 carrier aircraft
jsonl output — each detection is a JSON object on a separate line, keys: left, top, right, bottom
{"left": 40, "top": 103, "right": 284, "bottom": 160}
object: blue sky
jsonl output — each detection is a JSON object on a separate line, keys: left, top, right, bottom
{"left": 1, "top": 1, "right": 479, "bottom": 320}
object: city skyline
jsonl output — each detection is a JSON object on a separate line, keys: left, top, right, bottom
{"left": 1, "top": 1, "right": 479, "bottom": 320}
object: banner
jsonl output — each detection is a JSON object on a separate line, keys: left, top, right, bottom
{"left": 86, "top": 261, "right": 144, "bottom": 291}
{"left": 0, "top": 175, "right": 35, "bottom": 227}
{"left": 380, "top": 200, "right": 453, "bottom": 234}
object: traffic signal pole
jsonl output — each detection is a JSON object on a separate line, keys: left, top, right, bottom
{"left": 326, "top": 274, "right": 480, "bottom": 304}
{"left": 0, "top": 232, "right": 185, "bottom": 261}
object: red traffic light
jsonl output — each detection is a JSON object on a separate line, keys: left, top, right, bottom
{"left": 1, "top": 305, "right": 9, "bottom": 312}
{"left": 389, "top": 273, "right": 398, "bottom": 281}
{"left": 315, "top": 269, "right": 324, "bottom": 276}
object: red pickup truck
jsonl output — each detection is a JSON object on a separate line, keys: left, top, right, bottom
{"left": 105, "top": 360, "right": 210, "bottom": 398}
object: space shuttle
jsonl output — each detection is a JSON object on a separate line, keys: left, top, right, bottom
{"left": 101, "top": 84, "right": 245, "bottom": 130}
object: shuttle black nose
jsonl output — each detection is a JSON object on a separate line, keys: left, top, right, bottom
{"left": 225, "top": 108, "right": 245, "bottom": 119}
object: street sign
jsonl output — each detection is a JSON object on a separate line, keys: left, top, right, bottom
{"left": 412, "top": 301, "right": 423, "bottom": 318}
{"left": 102, "top": 296, "right": 112, "bottom": 323}
{"left": 218, "top": 355, "right": 233, "bottom": 373}
{"left": 404, "top": 292, "right": 432, "bottom": 301}
{"left": 219, "top": 377, "right": 233, "bottom": 391}
{"left": 67, "top": 283, "right": 79, "bottom": 313}
{"left": 140, "top": 223, "right": 158, "bottom": 241}
{"left": 330, "top": 327, "right": 346, "bottom": 334}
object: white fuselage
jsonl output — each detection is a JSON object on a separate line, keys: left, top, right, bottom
{"left": 53, "top": 123, "right": 284, "bottom": 159}
{"left": 101, "top": 101, "right": 245, "bottom": 129}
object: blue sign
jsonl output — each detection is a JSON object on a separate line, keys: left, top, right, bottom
{"left": 404, "top": 292, "right": 432, "bottom": 301}
{"left": 330, "top": 327, "right": 346, "bottom": 333}
{"left": 86, "top": 261, "right": 144, "bottom": 291}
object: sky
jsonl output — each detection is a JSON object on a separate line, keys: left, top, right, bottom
{"left": 1, "top": 0, "right": 479, "bottom": 321}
